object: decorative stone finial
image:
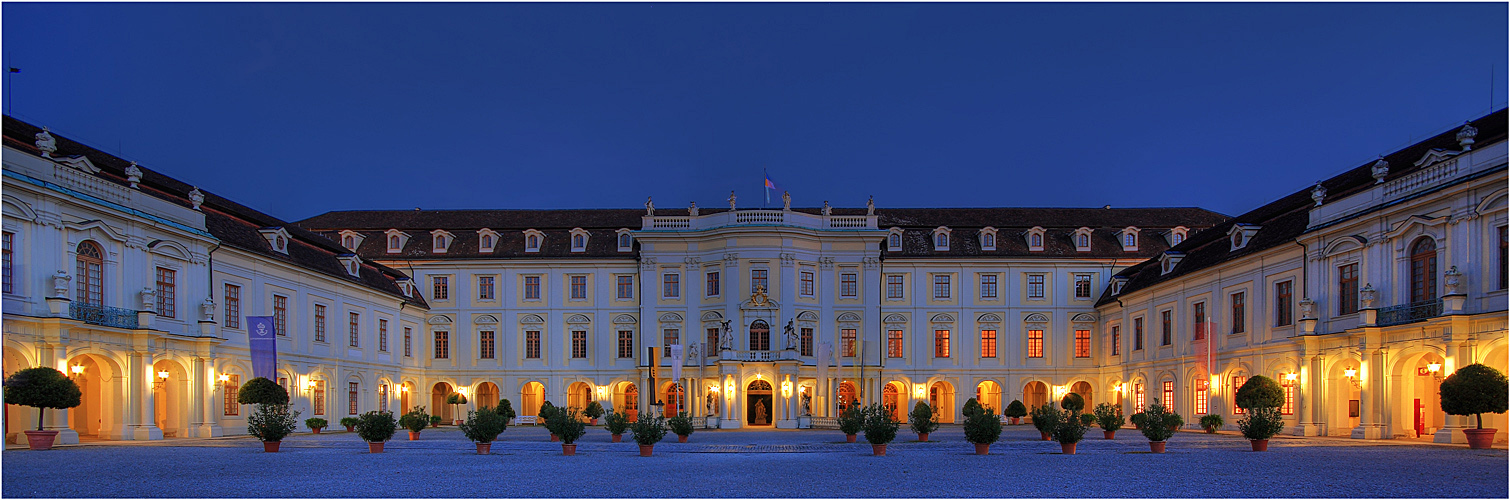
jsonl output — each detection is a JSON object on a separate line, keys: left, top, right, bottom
{"left": 51, "top": 270, "right": 72, "bottom": 297}
{"left": 1299, "top": 297, "right": 1316, "bottom": 319}
{"left": 821, "top": 201, "right": 831, "bottom": 216}
{"left": 689, "top": 202, "right": 698, "bottom": 217}
{"left": 782, "top": 191, "right": 791, "bottom": 211}
{"left": 1457, "top": 121, "right": 1477, "bottom": 151}
{"left": 1444, "top": 266, "right": 1462, "bottom": 295}
{"left": 1371, "top": 157, "right": 1389, "bottom": 184}
{"left": 125, "top": 162, "right": 143, "bottom": 188}
{"left": 645, "top": 196, "right": 654, "bottom": 217}
{"left": 728, "top": 190, "right": 736, "bottom": 210}
{"left": 201, "top": 297, "right": 216, "bottom": 321}
{"left": 1359, "top": 283, "right": 1377, "bottom": 309}
{"left": 1311, "top": 182, "right": 1326, "bottom": 207}
{"left": 189, "top": 187, "right": 204, "bottom": 210}
{"left": 866, "top": 196, "right": 875, "bottom": 216}
{"left": 140, "top": 287, "right": 157, "bottom": 311}
{"left": 35, "top": 127, "right": 56, "bottom": 157}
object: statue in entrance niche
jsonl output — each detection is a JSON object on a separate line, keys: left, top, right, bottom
{"left": 802, "top": 392, "right": 812, "bottom": 416}
{"left": 753, "top": 400, "right": 768, "bottom": 425}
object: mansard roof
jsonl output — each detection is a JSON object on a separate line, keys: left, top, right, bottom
{"left": 1098, "top": 108, "right": 1508, "bottom": 306}
{"left": 877, "top": 208, "right": 1227, "bottom": 258}
{"left": 1, "top": 116, "right": 427, "bottom": 308}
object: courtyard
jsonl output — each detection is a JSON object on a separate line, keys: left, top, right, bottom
{"left": 3, "top": 425, "right": 1506, "bottom": 498}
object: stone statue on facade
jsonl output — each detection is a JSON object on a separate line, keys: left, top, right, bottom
{"left": 51, "top": 270, "right": 71, "bottom": 298}
{"left": 1371, "top": 157, "right": 1389, "bottom": 184}
{"left": 689, "top": 202, "right": 698, "bottom": 217}
{"left": 784, "top": 320, "right": 797, "bottom": 350}
{"left": 802, "top": 392, "right": 812, "bottom": 416}
{"left": 821, "top": 201, "right": 831, "bottom": 216}
{"left": 728, "top": 190, "right": 736, "bottom": 211}
{"left": 1299, "top": 297, "right": 1315, "bottom": 319}
{"left": 140, "top": 287, "right": 157, "bottom": 311}
{"left": 189, "top": 187, "right": 205, "bottom": 210}
{"left": 782, "top": 191, "right": 791, "bottom": 211}
{"left": 35, "top": 127, "right": 56, "bottom": 157}
{"left": 1359, "top": 283, "right": 1377, "bottom": 309}
{"left": 1444, "top": 266, "right": 1462, "bottom": 295}
{"left": 866, "top": 196, "right": 875, "bottom": 216}
{"left": 125, "top": 162, "right": 144, "bottom": 188}
{"left": 1310, "top": 182, "right": 1326, "bottom": 207}
{"left": 645, "top": 196, "right": 654, "bottom": 216}
{"left": 1457, "top": 121, "right": 1478, "bottom": 151}
{"left": 719, "top": 320, "right": 733, "bottom": 351}
{"left": 201, "top": 297, "right": 216, "bottom": 321}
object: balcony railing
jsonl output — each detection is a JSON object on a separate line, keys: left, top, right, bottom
{"left": 718, "top": 350, "right": 799, "bottom": 362}
{"left": 810, "top": 416, "right": 839, "bottom": 429}
{"left": 1377, "top": 299, "right": 1443, "bottom": 327}
{"left": 69, "top": 302, "right": 139, "bottom": 329}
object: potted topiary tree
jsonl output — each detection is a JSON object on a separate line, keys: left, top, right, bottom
{"left": 445, "top": 392, "right": 468, "bottom": 425}
{"left": 1052, "top": 407, "right": 1087, "bottom": 455}
{"left": 461, "top": 406, "right": 508, "bottom": 454}
{"left": 838, "top": 402, "right": 864, "bottom": 443}
{"left": 961, "top": 398, "right": 984, "bottom": 420}
{"left": 1439, "top": 363, "right": 1510, "bottom": 449}
{"left": 1236, "top": 375, "right": 1285, "bottom": 451}
{"left": 546, "top": 407, "right": 587, "bottom": 455}
{"left": 963, "top": 407, "right": 1002, "bottom": 455}
{"left": 1061, "top": 393, "right": 1085, "bottom": 414}
{"left": 630, "top": 413, "right": 667, "bottom": 456}
{"left": 1130, "top": 411, "right": 1147, "bottom": 430}
{"left": 1078, "top": 412, "right": 1096, "bottom": 427}
{"left": 1030, "top": 403, "right": 1059, "bottom": 441}
{"left": 1139, "top": 402, "right": 1176, "bottom": 453}
{"left": 1004, "top": 400, "right": 1027, "bottom": 425}
{"left": 2, "top": 367, "right": 81, "bottom": 451}
{"left": 1200, "top": 414, "right": 1224, "bottom": 434}
{"left": 340, "top": 417, "right": 360, "bottom": 432}
{"left": 1093, "top": 403, "right": 1123, "bottom": 439}
{"left": 398, "top": 407, "right": 429, "bottom": 440}
{"left": 429, "top": 415, "right": 442, "bottom": 428}
{"left": 668, "top": 412, "right": 695, "bottom": 443}
{"left": 583, "top": 401, "right": 605, "bottom": 425}
{"left": 909, "top": 401, "right": 940, "bottom": 442}
{"left": 1164, "top": 411, "right": 1185, "bottom": 432}
{"left": 861, "top": 403, "right": 899, "bottom": 456}
{"left": 304, "top": 417, "right": 327, "bottom": 434}
{"left": 497, "top": 399, "right": 517, "bottom": 425}
{"left": 539, "top": 401, "right": 559, "bottom": 441}
{"left": 235, "top": 377, "right": 294, "bottom": 452}
{"left": 238, "top": 377, "right": 289, "bottom": 406}
{"left": 604, "top": 410, "right": 631, "bottom": 442}
{"left": 355, "top": 410, "right": 397, "bottom": 453}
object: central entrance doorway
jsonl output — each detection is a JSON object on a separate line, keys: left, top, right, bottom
{"left": 746, "top": 380, "right": 773, "bottom": 426}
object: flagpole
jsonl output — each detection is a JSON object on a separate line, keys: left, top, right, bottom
{"left": 763, "top": 167, "right": 768, "bottom": 208}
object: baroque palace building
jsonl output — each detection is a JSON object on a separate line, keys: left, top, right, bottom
{"left": 2, "top": 110, "right": 1505, "bottom": 446}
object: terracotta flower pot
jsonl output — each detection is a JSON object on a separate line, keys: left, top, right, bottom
{"left": 1149, "top": 441, "right": 1166, "bottom": 453}
{"left": 562, "top": 444, "right": 576, "bottom": 456}
{"left": 1061, "top": 442, "right": 1077, "bottom": 455}
{"left": 454, "top": 419, "right": 463, "bottom": 426}
{"left": 1103, "top": 430, "right": 1116, "bottom": 439}
{"left": 23, "top": 430, "right": 58, "bottom": 451}
{"left": 408, "top": 431, "right": 420, "bottom": 441}
{"left": 263, "top": 441, "right": 281, "bottom": 452}
{"left": 846, "top": 434, "right": 857, "bottom": 443}
{"left": 589, "top": 418, "right": 598, "bottom": 425}
{"left": 612, "top": 433, "right": 622, "bottom": 443}
{"left": 1040, "top": 432, "right": 1051, "bottom": 441}
{"left": 1250, "top": 439, "right": 1268, "bottom": 452}
{"left": 917, "top": 432, "right": 929, "bottom": 442}
{"left": 345, "top": 426, "right": 355, "bottom": 432}
{"left": 311, "top": 428, "right": 321, "bottom": 434}
{"left": 1464, "top": 429, "right": 1497, "bottom": 449}
{"left": 1205, "top": 426, "right": 1217, "bottom": 434}
{"left": 639, "top": 444, "right": 654, "bottom": 457}
{"left": 973, "top": 443, "right": 990, "bottom": 455}
{"left": 369, "top": 442, "right": 385, "bottom": 453}
{"left": 1010, "top": 417, "right": 1020, "bottom": 425}
{"left": 550, "top": 434, "right": 559, "bottom": 442}
{"left": 677, "top": 434, "right": 688, "bottom": 443}
{"left": 871, "top": 444, "right": 887, "bottom": 456}
{"left": 477, "top": 442, "right": 492, "bottom": 455}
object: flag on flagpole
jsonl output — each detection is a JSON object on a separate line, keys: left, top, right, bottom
{"left": 7, "top": 68, "right": 17, "bottom": 73}
{"left": 764, "top": 170, "right": 778, "bottom": 205}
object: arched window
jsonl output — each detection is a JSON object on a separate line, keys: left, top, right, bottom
{"left": 749, "top": 320, "right": 770, "bottom": 351}
{"left": 1172, "top": 233, "right": 1184, "bottom": 245}
{"left": 1030, "top": 233, "right": 1042, "bottom": 247}
{"left": 983, "top": 233, "right": 995, "bottom": 248}
{"left": 343, "top": 235, "right": 354, "bottom": 247}
{"left": 1124, "top": 233, "right": 1135, "bottom": 246}
{"left": 1078, "top": 234, "right": 1089, "bottom": 248}
{"left": 573, "top": 235, "right": 584, "bottom": 248}
{"left": 888, "top": 233, "right": 900, "bottom": 249}
{"left": 935, "top": 233, "right": 948, "bottom": 248}
{"left": 389, "top": 235, "right": 399, "bottom": 249}
{"left": 1410, "top": 237, "right": 1438, "bottom": 303}
{"left": 527, "top": 235, "right": 539, "bottom": 249}
{"left": 433, "top": 235, "right": 445, "bottom": 248}
{"left": 481, "top": 235, "right": 492, "bottom": 248}
{"left": 619, "top": 234, "right": 631, "bottom": 248}
{"left": 838, "top": 382, "right": 857, "bottom": 410}
{"left": 75, "top": 241, "right": 104, "bottom": 305}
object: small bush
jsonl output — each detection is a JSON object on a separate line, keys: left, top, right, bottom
{"left": 355, "top": 411, "right": 397, "bottom": 443}
{"left": 1130, "top": 411, "right": 1148, "bottom": 428}
{"left": 861, "top": 403, "right": 900, "bottom": 445}
{"left": 1439, "top": 363, "right": 1510, "bottom": 429}
{"left": 339, "top": 417, "right": 360, "bottom": 428}
{"left": 583, "top": 401, "right": 605, "bottom": 420}
{"left": 1004, "top": 400, "right": 1028, "bottom": 419}
{"left": 963, "top": 408, "right": 1002, "bottom": 444}
{"left": 1165, "top": 411, "right": 1185, "bottom": 429}
{"left": 304, "top": 417, "right": 327, "bottom": 430}
{"left": 546, "top": 408, "right": 588, "bottom": 444}
{"left": 248, "top": 403, "right": 299, "bottom": 442}
{"left": 496, "top": 399, "right": 517, "bottom": 421}
{"left": 667, "top": 412, "right": 695, "bottom": 437}
{"left": 604, "top": 411, "right": 631, "bottom": 434}
{"left": 1078, "top": 412, "right": 1095, "bottom": 426}
{"left": 236, "top": 377, "right": 287, "bottom": 405}
{"left": 1060, "top": 393, "right": 1085, "bottom": 413}
{"left": 1139, "top": 402, "right": 1176, "bottom": 442}
{"left": 962, "top": 398, "right": 984, "bottom": 419}
{"left": 1052, "top": 408, "right": 1088, "bottom": 444}
{"left": 1200, "top": 414, "right": 1224, "bottom": 430}
{"left": 1030, "top": 403, "right": 1059, "bottom": 435}
{"left": 461, "top": 406, "right": 508, "bottom": 443}
{"left": 1236, "top": 376, "right": 1285, "bottom": 410}
{"left": 838, "top": 402, "right": 864, "bottom": 435}
{"left": 1093, "top": 403, "right": 1124, "bottom": 432}
{"left": 3, "top": 367, "right": 81, "bottom": 430}
{"left": 429, "top": 415, "right": 442, "bottom": 426}
{"left": 909, "top": 401, "right": 940, "bottom": 435}
{"left": 398, "top": 407, "right": 430, "bottom": 433}
{"left": 1237, "top": 406, "right": 1285, "bottom": 440}
{"left": 630, "top": 413, "right": 667, "bottom": 446}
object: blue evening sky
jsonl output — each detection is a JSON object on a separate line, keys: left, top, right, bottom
{"left": 2, "top": 3, "right": 1506, "bottom": 221}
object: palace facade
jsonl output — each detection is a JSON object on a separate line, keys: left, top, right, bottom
{"left": 3, "top": 110, "right": 1505, "bottom": 445}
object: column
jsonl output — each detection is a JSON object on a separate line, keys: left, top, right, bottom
{"left": 1434, "top": 338, "right": 1470, "bottom": 444}
{"left": 131, "top": 352, "right": 163, "bottom": 440}
{"left": 1353, "top": 348, "right": 1385, "bottom": 439}
{"left": 195, "top": 357, "right": 222, "bottom": 437}
{"left": 40, "top": 343, "right": 80, "bottom": 444}
{"left": 1298, "top": 354, "right": 1323, "bottom": 436}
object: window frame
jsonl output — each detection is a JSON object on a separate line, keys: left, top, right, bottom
{"left": 223, "top": 283, "right": 241, "bottom": 329}
{"left": 980, "top": 329, "right": 997, "bottom": 358}
{"left": 1275, "top": 280, "right": 1294, "bottom": 326}
{"left": 348, "top": 312, "right": 360, "bottom": 347}
{"left": 432, "top": 276, "right": 449, "bottom": 301}
{"left": 932, "top": 274, "right": 951, "bottom": 299}
{"left": 617, "top": 275, "right": 635, "bottom": 300}
{"left": 705, "top": 271, "right": 720, "bottom": 298}
{"left": 524, "top": 275, "right": 541, "bottom": 300}
{"left": 155, "top": 267, "right": 176, "bottom": 318}
{"left": 433, "top": 330, "right": 450, "bottom": 359}
{"left": 841, "top": 273, "right": 858, "bottom": 298}
{"left": 980, "top": 274, "right": 998, "bottom": 299}
{"left": 1027, "top": 274, "right": 1045, "bottom": 299}
{"left": 524, "top": 330, "right": 541, "bottom": 359}
{"left": 1230, "top": 291, "right": 1246, "bottom": 334}
{"left": 1026, "top": 329, "right": 1044, "bottom": 358}
{"left": 617, "top": 330, "right": 634, "bottom": 358}
{"left": 933, "top": 329, "right": 950, "bottom": 358}
{"left": 571, "top": 330, "right": 587, "bottom": 359}
{"left": 478, "top": 276, "right": 495, "bottom": 301}
{"left": 313, "top": 304, "right": 327, "bottom": 343}
{"left": 479, "top": 330, "right": 495, "bottom": 359}
{"left": 662, "top": 272, "right": 680, "bottom": 299}
{"left": 800, "top": 270, "right": 815, "bottom": 297}
{"left": 570, "top": 275, "right": 588, "bottom": 300}
{"left": 1073, "top": 329, "right": 1090, "bottom": 358}
{"left": 886, "top": 275, "right": 905, "bottom": 299}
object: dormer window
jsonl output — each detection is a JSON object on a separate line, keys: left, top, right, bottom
{"left": 1025, "top": 226, "right": 1046, "bottom": 252}
{"left": 337, "top": 230, "right": 364, "bottom": 252}
{"left": 887, "top": 228, "right": 904, "bottom": 251}
{"left": 1074, "top": 227, "right": 1094, "bottom": 252}
{"left": 344, "top": 236, "right": 354, "bottom": 247}
{"left": 481, "top": 234, "right": 493, "bottom": 249}
{"left": 569, "top": 228, "right": 589, "bottom": 253}
{"left": 616, "top": 229, "right": 633, "bottom": 252}
{"left": 1167, "top": 226, "right": 1188, "bottom": 247}
{"left": 430, "top": 230, "right": 454, "bottom": 254}
{"left": 523, "top": 229, "right": 544, "bottom": 253}
{"left": 1120, "top": 227, "right": 1139, "bottom": 252}
{"left": 384, "top": 229, "right": 410, "bottom": 254}
{"left": 932, "top": 227, "right": 951, "bottom": 251}
{"left": 396, "top": 278, "right": 414, "bottom": 297}
{"left": 1228, "top": 224, "right": 1260, "bottom": 252}
{"left": 338, "top": 254, "right": 362, "bottom": 277}
{"left": 1111, "top": 276, "right": 1129, "bottom": 295}
{"left": 477, "top": 229, "right": 499, "bottom": 253}
{"left": 1160, "top": 251, "right": 1185, "bottom": 276}
{"left": 259, "top": 227, "right": 293, "bottom": 255}
{"left": 980, "top": 227, "right": 997, "bottom": 251}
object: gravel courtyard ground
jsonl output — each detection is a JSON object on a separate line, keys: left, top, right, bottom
{"left": 4, "top": 425, "right": 1505, "bottom": 498}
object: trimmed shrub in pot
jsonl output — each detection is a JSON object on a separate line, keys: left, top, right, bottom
{"left": 838, "top": 402, "right": 864, "bottom": 442}
{"left": 428, "top": 415, "right": 442, "bottom": 428}
{"left": 1093, "top": 403, "right": 1124, "bottom": 439}
{"left": 1004, "top": 400, "right": 1027, "bottom": 425}
{"left": 1029, "top": 403, "right": 1059, "bottom": 441}
{"left": 1439, "top": 363, "right": 1509, "bottom": 449}
{"left": 398, "top": 407, "right": 429, "bottom": 440}
{"left": 1060, "top": 393, "right": 1085, "bottom": 413}
{"left": 963, "top": 408, "right": 1002, "bottom": 455}
{"left": 339, "top": 417, "right": 360, "bottom": 432}
{"left": 962, "top": 398, "right": 984, "bottom": 420}
{"left": 546, "top": 408, "right": 587, "bottom": 455}
{"left": 1051, "top": 408, "right": 1088, "bottom": 455}
{"left": 667, "top": 412, "right": 695, "bottom": 442}
{"left": 583, "top": 401, "right": 605, "bottom": 425}
{"left": 1199, "top": 414, "right": 1224, "bottom": 433}
{"left": 1078, "top": 413, "right": 1095, "bottom": 427}
{"left": 248, "top": 402, "right": 300, "bottom": 452}
{"left": 861, "top": 403, "right": 900, "bottom": 456}
{"left": 1129, "top": 411, "right": 1147, "bottom": 430}
{"left": 2, "top": 367, "right": 81, "bottom": 451}
{"left": 540, "top": 401, "right": 559, "bottom": 441}
{"left": 1164, "top": 411, "right": 1185, "bottom": 431}
{"left": 355, "top": 410, "right": 397, "bottom": 453}
{"left": 237, "top": 377, "right": 290, "bottom": 405}
{"left": 496, "top": 399, "right": 517, "bottom": 424}
{"left": 445, "top": 392, "right": 468, "bottom": 425}
{"left": 1237, "top": 406, "right": 1285, "bottom": 451}
{"left": 630, "top": 414, "right": 668, "bottom": 456}
{"left": 1138, "top": 402, "right": 1176, "bottom": 452}
{"left": 461, "top": 406, "right": 508, "bottom": 454}
{"left": 908, "top": 401, "right": 940, "bottom": 441}
{"left": 304, "top": 417, "right": 327, "bottom": 434}
{"left": 1235, "top": 376, "right": 1284, "bottom": 410}
{"left": 604, "top": 411, "right": 631, "bottom": 442}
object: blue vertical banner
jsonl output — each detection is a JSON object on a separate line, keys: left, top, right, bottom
{"left": 247, "top": 316, "right": 278, "bottom": 380}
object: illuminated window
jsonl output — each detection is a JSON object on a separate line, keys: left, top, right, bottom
{"left": 224, "top": 284, "right": 240, "bottom": 329}
{"left": 434, "top": 331, "right": 450, "bottom": 359}
{"left": 223, "top": 374, "right": 241, "bottom": 416}
{"left": 155, "top": 267, "right": 176, "bottom": 318}
{"left": 378, "top": 384, "right": 388, "bottom": 413}
{"left": 934, "top": 330, "right": 950, "bottom": 358}
{"left": 1281, "top": 378, "right": 1295, "bottom": 415}
{"left": 841, "top": 329, "right": 857, "bottom": 357}
{"left": 1074, "top": 329, "right": 1090, "bottom": 358}
{"left": 1027, "top": 329, "right": 1043, "bottom": 358}
{"left": 313, "top": 380, "right": 326, "bottom": 416}
{"left": 1162, "top": 381, "right": 1175, "bottom": 413}
{"left": 980, "top": 330, "right": 997, "bottom": 358}
{"left": 1194, "top": 381, "right": 1208, "bottom": 415}
{"left": 1134, "top": 383, "right": 1145, "bottom": 411}
{"left": 1232, "top": 376, "right": 1247, "bottom": 414}
{"left": 479, "top": 330, "right": 495, "bottom": 359}
{"left": 525, "top": 331, "right": 540, "bottom": 359}
{"left": 887, "top": 330, "right": 903, "bottom": 358}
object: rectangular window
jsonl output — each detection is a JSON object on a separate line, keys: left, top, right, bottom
{"left": 433, "top": 276, "right": 449, "bottom": 301}
{"left": 479, "top": 330, "right": 495, "bottom": 359}
{"left": 933, "top": 275, "right": 950, "bottom": 299}
{"left": 934, "top": 330, "right": 950, "bottom": 358}
{"left": 1135, "top": 383, "right": 1145, "bottom": 412}
{"left": 404, "top": 327, "right": 412, "bottom": 357}
{"left": 1275, "top": 280, "right": 1293, "bottom": 326}
{"left": 801, "top": 328, "right": 813, "bottom": 356}
{"left": 223, "top": 374, "right": 241, "bottom": 416}
{"left": 1, "top": 232, "right": 11, "bottom": 294}
{"left": 841, "top": 273, "right": 858, "bottom": 297}
{"left": 707, "top": 328, "right": 720, "bottom": 353}
{"left": 887, "top": 275, "right": 904, "bottom": 299}
{"left": 980, "top": 275, "right": 997, "bottom": 299}
{"left": 378, "top": 384, "right": 388, "bottom": 413}
{"left": 379, "top": 319, "right": 389, "bottom": 352}
{"left": 1160, "top": 310, "right": 1172, "bottom": 346}
{"left": 1024, "top": 329, "right": 1044, "bottom": 358}
{"left": 618, "top": 330, "right": 634, "bottom": 358}
{"left": 1192, "top": 302, "right": 1205, "bottom": 341}
{"left": 751, "top": 322, "right": 769, "bottom": 351}
{"left": 313, "top": 304, "right": 327, "bottom": 342}
{"left": 524, "top": 276, "right": 541, "bottom": 300}
{"left": 224, "top": 284, "right": 240, "bottom": 329}
{"left": 155, "top": 267, "right": 176, "bottom": 318}
{"left": 572, "top": 331, "right": 587, "bottom": 358}
{"left": 751, "top": 269, "right": 768, "bottom": 293}
{"left": 662, "top": 328, "right": 678, "bottom": 355}
{"left": 886, "top": 329, "right": 904, "bottom": 358}
{"left": 525, "top": 331, "right": 540, "bottom": 359}
{"left": 800, "top": 271, "right": 815, "bottom": 296}
{"left": 1161, "top": 381, "right": 1175, "bottom": 413}
{"left": 841, "top": 329, "right": 857, "bottom": 357}
{"left": 478, "top": 276, "right": 495, "bottom": 300}
{"left": 980, "top": 330, "right": 997, "bottom": 358}
{"left": 1133, "top": 318, "right": 1144, "bottom": 351}
{"left": 349, "top": 382, "right": 359, "bottom": 415}
{"left": 1074, "top": 329, "right": 1090, "bottom": 358}
{"left": 618, "top": 275, "right": 634, "bottom": 299}
{"left": 1338, "top": 263, "right": 1359, "bottom": 315}
{"left": 662, "top": 273, "right": 679, "bottom": 298}
{"left": 705, "top": 271, "right": 720, "bottom": 297}
{"left": 1282, "top": 382, "right": 1295, "bottom": 415}
{"left": 1074, "top": 274, "right": 1092, "bottom": 299}
{"left": 1232, "top": 376, "right": 1247, "bottom": 414}
{"left": 313, "top": 380, "right": 326, "bottom": 416}
{"left": 1231, "top": 292, "right": 1246, "bottom": 334}
{"left": 1500, "top": 226, "right": 1508, "bottom": 290}
{"left": 1194, "top": 381, "right": 1209, "bottom": 415}
{"left": 348, "top": 312, "right": 360, "bottom": 347}
{"left": 1111, "top": 326, "right": 1120, "bottom": 355}
{"left": 570, "top": 275, "right": 587, "bottom": 300}
{"left": 433, "top": 331, "right": 449, "bottom": 359}
{"left": 1027, "top": 274, "right": 1045, "bottom": 299}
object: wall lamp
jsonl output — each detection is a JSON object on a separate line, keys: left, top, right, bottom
{"left": 153, "top": 370, "right": 170, "bottom": 390}
{"left": 1344, "top": 368, "right": 1361, "bottom": 389}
